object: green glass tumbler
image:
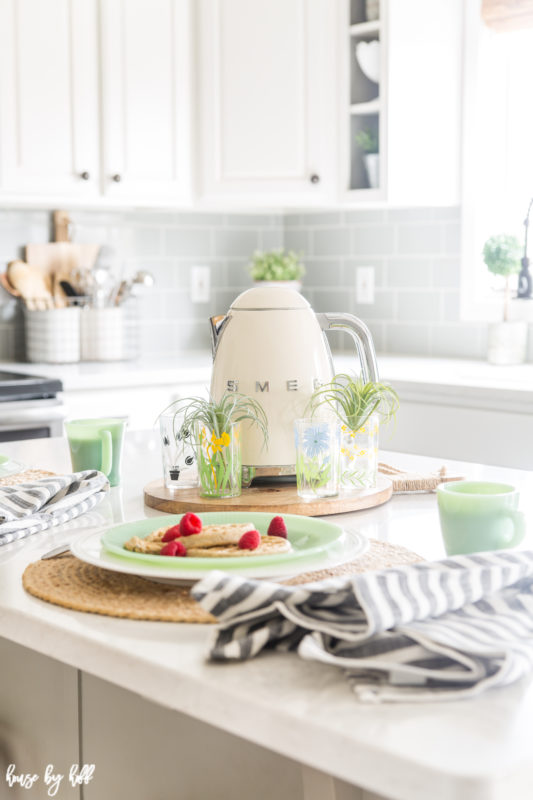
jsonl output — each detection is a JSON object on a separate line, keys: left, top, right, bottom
{"left": 65, "top": 417, "right": 127, "bottom": 487}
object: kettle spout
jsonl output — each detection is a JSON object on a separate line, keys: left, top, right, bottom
{"left": 209, "top": 314, "right": 229, "bottom": 359}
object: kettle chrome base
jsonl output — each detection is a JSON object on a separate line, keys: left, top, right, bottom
{"left": 242, "top": 464, "right": 295, "bottom": 487}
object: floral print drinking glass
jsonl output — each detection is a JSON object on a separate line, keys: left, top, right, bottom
{"left": 196, "top": 422, "right": 242, "bottom": 498}
{"left": 339, "top": 413, "right": 379, "bottom": 491}
{"left": 294, "top": 418, "right": 340, "bottom": 500}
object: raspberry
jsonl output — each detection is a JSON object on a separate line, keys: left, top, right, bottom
{"left": 238, "top": 530, "right": 261, "bottom": 550}
{"left": 179, "top": 512, "right": 202, "bottom": 536}
{"left": 160, "top": 539, "right": 187, "bottom": 556}
{"left": 267, "top": 516, "right": 287, "bottom": 539}
{"left": 162, "top": 524, "right": 182, "bottom": 542}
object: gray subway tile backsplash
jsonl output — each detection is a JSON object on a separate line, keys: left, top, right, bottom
{"left": 312, "top": 227, "right": 352, "bottom": 257}
{"left": 351, "top": 224, "right": 396, "bottom": 255}
{"left": 386, "top": 256, "right": 432, "bottom": 288}
{"left": 0, "top": 204, "right": 526, "bottom": 363}
{"left": 165, "top": 227, "right": 213, "bottom": 258}
{"left": 396, "top": 290, "right": 441, "bottom": 323}
{"left": 213, "top": 229, "right": 259, "bottom": 258}
{"left": 396, "top": 223, "right": 444, "bottom": 255}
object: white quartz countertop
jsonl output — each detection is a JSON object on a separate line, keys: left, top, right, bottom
{"left": 1, "top": 432, "right": 533, "bottom": 800}
{"left": 1, "top": 354, "right": 532, "bottom": 413}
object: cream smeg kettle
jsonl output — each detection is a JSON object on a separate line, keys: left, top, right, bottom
{"left": 210, "top": 286, "right": 378, "bottom": 479}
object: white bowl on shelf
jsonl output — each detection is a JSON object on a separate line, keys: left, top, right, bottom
{"left": 356, "top": 40, "right": 380, "bottom": 84}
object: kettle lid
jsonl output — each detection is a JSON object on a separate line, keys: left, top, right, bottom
{"left": 230, "top": 286, "right": 310, "bottom": 310}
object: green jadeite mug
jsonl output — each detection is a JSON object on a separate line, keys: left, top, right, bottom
{"left": 65, "top": 418, "right": 127, "bottom": 487}
{"left": 437, "top": 480, "right": 526, "bottom": 555}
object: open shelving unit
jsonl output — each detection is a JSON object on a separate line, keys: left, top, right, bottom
{"left": 342, "top": 0, "right": 387, "bottom": 200}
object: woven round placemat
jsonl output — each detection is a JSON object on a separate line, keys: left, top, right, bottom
{"left": 22, "top": 539, "right": 423, "bottom": 623}
{"left": 0, "top": 468, "right": 56, "bottom": 486}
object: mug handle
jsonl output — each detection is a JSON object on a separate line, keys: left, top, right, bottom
{"left": 100, "top": 430, "right": 113, "bottom": 478}
{"left": 501, "top": 509, "right": 526, "bottom": 548}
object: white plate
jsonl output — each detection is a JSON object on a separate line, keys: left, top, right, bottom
{"left": 71, "top": 527, "right": 369, "bottom": 584}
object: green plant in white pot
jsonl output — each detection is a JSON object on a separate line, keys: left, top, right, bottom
{"left": 482, "top": 234, "right": 527, "bottom": 365}
{"left": 355, "top": 129, "right": 379, "bottom": 189}
{"left": 248, "top": 249, "right": 305, "bottom": 290}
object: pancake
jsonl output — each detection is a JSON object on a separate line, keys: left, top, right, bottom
{"left": 124, "top": 521, "right": 257, "bottom": 555}
{"left": 187, "top": 535, "right": 291, "bottom": 558}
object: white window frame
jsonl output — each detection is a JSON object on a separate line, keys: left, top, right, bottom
{"left": 460, "top": 0, "right": 530, "bottom": 323}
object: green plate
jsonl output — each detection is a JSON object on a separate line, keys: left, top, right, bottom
{"left": 101, "top": 512, "right": 344, "bottom": 571}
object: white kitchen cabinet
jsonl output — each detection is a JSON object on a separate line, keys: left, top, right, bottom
{"left": 198, "top": 0, "right": 338, "bottom": 206}
{"left": 0, "top": 0, "right": 192, "bottom": 207}
{"left": 0, "top": 638, "right": 79, "bottom": 800}
{"left": 100, "top": 0, "right": 192, "bottom": 204}
{"left": 0, "top": 0, "right": 100, "bottom": 199}
{"left": 343, "top": 0, "right": 463, "bottom": 205}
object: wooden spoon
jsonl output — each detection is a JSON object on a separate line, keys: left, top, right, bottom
{"left": 0, "top": 272, "right": 21, "bottom": 299}
{"left": 7, "top": 260, "right": 54, "bottom": 310}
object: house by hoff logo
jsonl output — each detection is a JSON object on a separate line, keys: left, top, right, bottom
{"left": 226, "top": 379, "right": 324, "bottom": 393}
{"left": 5, "top": 764, "right": 95, "bottom": 796}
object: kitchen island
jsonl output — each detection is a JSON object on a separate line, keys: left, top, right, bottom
{"left": 0, "top": 431, "right": 532, "bottom": 800}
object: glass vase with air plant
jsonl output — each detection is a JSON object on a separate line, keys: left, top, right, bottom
{"left": 162, "top": 393, "right": 268, "bottom": 498}
{"left": 307, "top": 374, "right": 399, "bottom": 492}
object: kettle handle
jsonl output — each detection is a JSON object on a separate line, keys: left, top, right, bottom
{"left": 209, "top": 314, "right": 230, "bottom": 359}
{"left": 316, "top": 312, "right": 379, "bottom": 382}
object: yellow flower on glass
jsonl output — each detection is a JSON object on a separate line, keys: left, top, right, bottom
{"left": 210, "top": 430, "right": 231, "bottom": 454}
{"left": 341, "top": 425, "right": 347, "bottom": 432}
{"left": 359, "top": 427, "right": 366, "bottom": 434}
{"left": 359, "top": 449, "right": 367, "bottom": 456}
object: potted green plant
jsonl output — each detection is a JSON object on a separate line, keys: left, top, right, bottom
{"left": 355, "top": 129, "right": 379, "bottom": 189}
{"left": 248, "top": 249, "right": 305, "bottom": 290}
{"left": 307, "top": 374, "right": 399, "bottom": 491}
{"left": 482, "top": 234, "right": 527, "bottom": 365}
{"left": 163, "top": 393, "right": 268, "bottom": 498}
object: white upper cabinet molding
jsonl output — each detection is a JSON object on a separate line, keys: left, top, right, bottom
{"left": 100, "top": 0, "right": 193, "bottom": 204}
{"left": 198, "top": 0, "right": 338, "bottom": 206}
{"left": 0, "top": 0, "right": 100, "bottom": 199}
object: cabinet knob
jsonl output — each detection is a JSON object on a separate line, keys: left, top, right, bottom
{"left": 111, "top": 174, "right": 122, "bottom": 183}
{"left": 310, "top": 174, "right": 320, "bottom": 184}
{"left": 80, "top": 171, "right": 90, "bottom": 181}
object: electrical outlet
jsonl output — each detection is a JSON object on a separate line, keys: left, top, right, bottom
{"left": 356, "top": 266, "right": 375, "bottom": 304}
{"left": 191, "top": 266, "right": 211, "bottom": 303}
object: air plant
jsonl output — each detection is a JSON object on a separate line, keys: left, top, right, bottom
{"left": 307, "top": 373, "right": 399, "bottom": 432}
{"left": 160, "top": 393, "right": 268, "bottom": 497}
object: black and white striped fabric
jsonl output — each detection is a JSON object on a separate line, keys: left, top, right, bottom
{"left": 0, "top": 470, "right": 109, "bottom": 546}
{"left": 192, "top": 551, "right": 533, "bottom": 702}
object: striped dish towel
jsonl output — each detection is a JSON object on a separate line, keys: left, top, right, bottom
{"left": 0, "top": 470, "right": 109, "bottom": 546}
{"left": 192, "top": 551, "right": 533, "bottom": 702}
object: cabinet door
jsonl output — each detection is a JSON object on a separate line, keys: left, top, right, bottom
{"left": 0, "top": 0, "right": 99, "bottom": 198}
{"left": 198, "top": 0, "right": 337, "bottom": 205}
{"left": 100, "top": 0, "right": 192, "bottom": 204}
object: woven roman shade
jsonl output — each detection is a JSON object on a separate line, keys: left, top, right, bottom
{"left": 482, "top": 0, "right": 533, "bottom": 32}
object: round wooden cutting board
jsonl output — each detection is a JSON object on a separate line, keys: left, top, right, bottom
{"left": 143, "top": 475, "right": 393, "bottom": 517}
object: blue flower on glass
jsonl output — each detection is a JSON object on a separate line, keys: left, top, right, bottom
{"left": 302, "top": 425, "right": 330, "bottom": 457}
